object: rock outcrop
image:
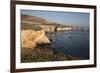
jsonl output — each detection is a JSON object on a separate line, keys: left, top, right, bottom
{"left": 21, "top": 29, "right": 51, "bottom": 49}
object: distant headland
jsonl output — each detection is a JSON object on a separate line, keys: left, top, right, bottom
{"left": 21, "top": 14, "right": 81, "bottom": 32}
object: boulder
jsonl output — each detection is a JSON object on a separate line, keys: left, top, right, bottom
{"left": 21, "top": 29, "right": 50, "bottom": 49}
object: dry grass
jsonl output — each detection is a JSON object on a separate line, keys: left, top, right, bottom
{"left": 21, "top": 47, "right": 80, "bottom": 63}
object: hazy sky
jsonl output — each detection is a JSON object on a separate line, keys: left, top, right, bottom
{"left": 21, "top": 10, "right": 89, "bottom": 27}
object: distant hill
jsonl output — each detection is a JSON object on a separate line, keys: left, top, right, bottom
{"left": 21, "top": 14, "right": 52, "bottom": 24}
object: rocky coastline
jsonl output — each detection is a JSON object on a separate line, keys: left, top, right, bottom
{"left": 21, "top": 14, "right": 81, "bottom": 62}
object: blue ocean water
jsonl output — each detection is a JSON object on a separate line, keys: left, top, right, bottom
{"left": 47, "top": 29, "right": 89, "bottom": 59}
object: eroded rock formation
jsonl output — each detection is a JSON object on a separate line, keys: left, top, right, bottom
{"left": 21, "top": 29, "right": 51, "bottom": 49}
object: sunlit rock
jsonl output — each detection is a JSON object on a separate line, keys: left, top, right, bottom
{"left": 21, "top": 29, "right": 50, "bottom": 49}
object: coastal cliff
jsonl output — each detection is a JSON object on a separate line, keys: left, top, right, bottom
{"left": 21, "top": 14, "right": 81, "bottom": 62}
{"left": 21, "top": 29, "right": 51, "bottom": 49}
{"left": 21, "top": 14, "right": 79, "bottom": 33}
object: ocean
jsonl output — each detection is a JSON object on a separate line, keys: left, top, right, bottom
{"left": 46, "top": 29, "right": 89, "bottom": 59}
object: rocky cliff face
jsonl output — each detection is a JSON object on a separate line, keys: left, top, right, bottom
{"left": 21, "top": 29, "right": 51, "bottom": 49}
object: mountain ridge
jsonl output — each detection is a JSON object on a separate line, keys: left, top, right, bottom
{"left": 21, "top": 14, "right": 54, "bottom": 24}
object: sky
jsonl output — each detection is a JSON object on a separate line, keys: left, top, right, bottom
{"left": 21, "top": 9, "right": 90, "bottom": 27}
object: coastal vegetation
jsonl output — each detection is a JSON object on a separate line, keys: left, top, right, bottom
{"left": 21, "top": 47, "right": 80, "bottom": 63}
